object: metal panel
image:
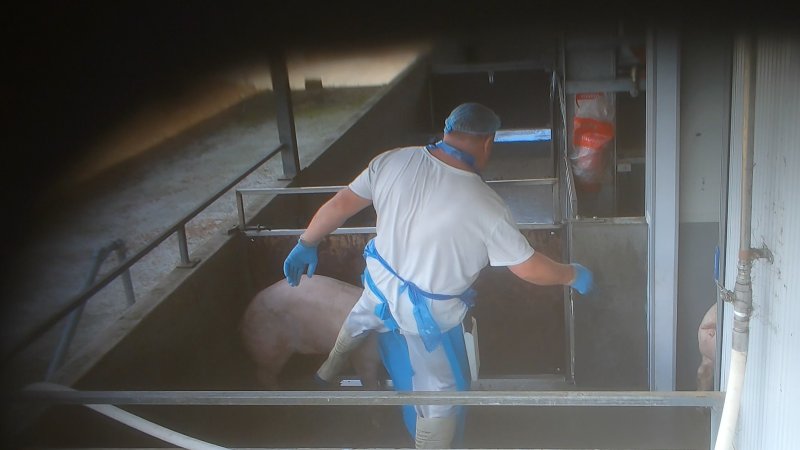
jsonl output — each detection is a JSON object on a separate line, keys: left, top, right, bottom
{"left": 646, "top": 27, "right": 681, "bottom": 391}
{"left": 571, "top": 220, "right": 648, "bottom": 389}
{"left": 734, "top": 34, "right": 800, "bottom": 450}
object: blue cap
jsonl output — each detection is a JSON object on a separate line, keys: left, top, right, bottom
{"left": 443, "top": 102, "right": 501, "bottom": 135}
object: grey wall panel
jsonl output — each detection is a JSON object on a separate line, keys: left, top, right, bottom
{"left": 572, "top": 221, "right": 648, "bottom": 389}
{"left": 675, "top": 31, "right": 730, "bottom": 392}
{"left": 676, "top": 221, "right": 719, "bottom": 391}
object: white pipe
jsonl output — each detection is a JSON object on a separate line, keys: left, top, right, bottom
{"left": 714, "top": 349, "right": 746, "bottom": 450}
{"left": 26, "top": 382, "right": 228, "bottom": 450}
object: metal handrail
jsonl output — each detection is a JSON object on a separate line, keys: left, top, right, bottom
{"left": 19, "top": 384, "right": 725, "bottom": 408}
{"left": 45, "top": 239, "right": 135, "bottom": 380}
{"left": 2, "top": 143, "right": 286, "bottom": 365}
{"left": 235, "top": 177, "right": 560, "bottom": 232}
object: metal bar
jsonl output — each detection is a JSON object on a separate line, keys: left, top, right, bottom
{"left": 489, "top": 178, "right": 558, "bottom": 186}
{"left": 114, "top": 241, "right": 136, "bottom": 306}
{"left": 566, "top": 78, "right": 647, "bottom": 94}
{"left": 715, "top": 34, "right": 734, "bottom": 394}
{"left": 565, "top": 36, "right": 646, "bottom": 51}
{"left": 17, "top": 388, "right": 724, "bottom": 408}
{"left": 567, "top": 216, "right": 646, "bottom": 225}
{"left": 176, "top": 225, "right": 193, "bottom": 267}
{"left": 238, "top": 186, "right": 346, "bottom": 195}
{"left": 431, "top": 61, "right": 553, "bottom": 74}
{"left": 645, "top": 27, "right": 681, "bottom": 391}
{"left": 243, "top": 223, "right": 564, "bottom": 238}
{"left": 236, "top": 190, "right": 246, "bottom": 230}
{"left": 45, "top": 244, "right": 112, "bottom": 380}
{"left": 270, "top": 51, "right": 300, "bottom": 179}
{"left": 2, "top": 143, "right": 285, "bottom": 364}
{"left": 237, "top": 178, "right": 559, "bottom": 197}
{"left": 245, "top": 226, "right": 377, "bottom": 237}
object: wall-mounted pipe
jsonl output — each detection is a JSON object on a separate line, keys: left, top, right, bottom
{"left": 26, "top": 383, "right": 229, "bottom": 450}
{"left": 714, "top": 32, "right": 757, "bottom": 450}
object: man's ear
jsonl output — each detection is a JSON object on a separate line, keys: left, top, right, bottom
{"left": 483, "top": 135, "right": 494, "bottom": 153}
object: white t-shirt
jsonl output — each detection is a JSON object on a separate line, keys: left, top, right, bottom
{"left": 348, "top": 146, "right": 535, "bottom": 334}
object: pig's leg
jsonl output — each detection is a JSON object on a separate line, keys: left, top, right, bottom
{"left": 697, "top": 358, "right": 714, "bottom": 391}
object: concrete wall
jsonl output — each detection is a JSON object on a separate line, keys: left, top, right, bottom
{"left": 676, "top": 31, "right": 731, "bottom": 391}
{"left": 60, "top": 233, "right": 256, "bottom": 390}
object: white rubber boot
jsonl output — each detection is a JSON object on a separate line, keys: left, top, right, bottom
{"left": 415, "top": 415, "right": 457, "bottom": 449}
{"left": 315, "top": 326, "right": 368, "bottom": 384}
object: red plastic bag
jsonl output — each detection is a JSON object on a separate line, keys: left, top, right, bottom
{"left": 570, "top": 93, "right": 615, "bottom": 192}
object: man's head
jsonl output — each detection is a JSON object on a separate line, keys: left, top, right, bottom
{"left": 443, "top": 103, "right": 501, "bottom": 170}
{"left": 443, "top": 102, "right": 501, "bottom": 136}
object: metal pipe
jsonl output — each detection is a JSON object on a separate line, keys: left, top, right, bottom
{"left": 18, "top": 383, "right": 724, "bottom": 408}
{"left": 715, "top": 32, "right": 757, "bottom": 450}
{"left": 236, "top": 178, "right": 559, "bottom": 196}
{"left": 29, "top": 383, "right": 227, "bottom": 450}
{"left": 243, "top": 222, "right": 565, "bottom": 238}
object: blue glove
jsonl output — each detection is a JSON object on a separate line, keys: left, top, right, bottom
{"left": 283, "top": 239, "right": 318, "bottom": 287}
{"left": 570, "top": 263, "right": 594, "bottom": 295}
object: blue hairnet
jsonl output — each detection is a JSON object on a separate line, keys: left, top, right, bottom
{"left": 443, "top": 102, "right": 501, "bottom": 135}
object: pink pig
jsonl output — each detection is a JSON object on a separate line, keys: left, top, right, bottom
{"left": 696, "top": 302, "right": 717, "bottom": 391}
{"left": 240, "top": 274, "right": 382, "bottom": 390}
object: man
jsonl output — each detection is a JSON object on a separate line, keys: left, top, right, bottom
{"left": 283, "top": 102, "right": 594, "bottom": 448}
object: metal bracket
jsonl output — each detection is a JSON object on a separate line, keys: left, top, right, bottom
{"left": 749, "top": 245, "right": 774, "bottom": 264}
{"left": 717, "top": 281, "right": 735, "bottom": 304}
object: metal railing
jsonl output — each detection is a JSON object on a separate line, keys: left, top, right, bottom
{"left": 19, "top": 384, "right": 725, "bottom": 408}
{"left": 2, "top": 143, "right": 287, "bottom": 367}
{"left": 235, "top": 177, "right": 562, "bottom": 237}
{"left": 14, "top": 382, "right": 724, "bottom": 449}
{"left": 45, "top": 239, "right": 135, "bottom": 380}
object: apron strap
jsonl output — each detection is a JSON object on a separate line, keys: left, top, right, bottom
{"left": 363, "top": 239, "right": 475, "bottom": 352}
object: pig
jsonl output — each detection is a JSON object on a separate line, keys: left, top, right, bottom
{"left": 696, "top": 302, "right": 717, "bottom": 391}
{"left": 240, "top": 274, "right": 382, "bottom": 390}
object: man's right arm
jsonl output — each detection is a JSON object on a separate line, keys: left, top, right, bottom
{"left": 283, "top": 188, "right": 371, "bottom": 286}
{"left": 300, "top": 188, "right": 372, "bottom": 244}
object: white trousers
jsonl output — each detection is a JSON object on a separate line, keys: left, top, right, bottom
{"left": 324, "top": 289, "right": 461, "bottom": 419}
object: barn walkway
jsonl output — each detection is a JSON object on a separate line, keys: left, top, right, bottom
{"left": 1, "top": 79, "right": 385, "bottom": 391}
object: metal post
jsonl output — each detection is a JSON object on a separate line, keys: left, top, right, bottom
{"left": 113, "top": 240, "right": 136, "bottom": 306}
{"left": 47, "top": 242, "right": 116, "bottom": 380}
{"left": 236, "top": 190, "right": 246, "bottom": 230}
{"left": 270, "top": 50, "right": 300, "bottom": 179}
{"left": 646, "top": 25, "right": 681, "bottom": 391}
{"left": 176, "top": 225, "right": 199, "bottom": 268}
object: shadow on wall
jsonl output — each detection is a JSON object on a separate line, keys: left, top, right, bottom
{"left": 49, "top": 40, "right": 431, "bottom": 195}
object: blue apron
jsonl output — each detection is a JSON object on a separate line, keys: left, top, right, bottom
{"left": 361, "top": 238, "right": 473, "bottom": 445}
